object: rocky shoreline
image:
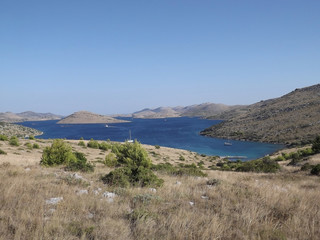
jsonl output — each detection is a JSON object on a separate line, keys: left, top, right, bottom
{"left": 0, "top": 122, "right": 43, "bottom": 138}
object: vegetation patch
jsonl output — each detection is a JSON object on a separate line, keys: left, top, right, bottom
{"left": 9, "top": 136, "right": 19, "bottom": 146}
{"left": 151, "top": 162, "right": 207, "bottom": 177}
{"left": 0, "top": 134, "right": 8, "bottom": 141}
{"left": 102, "top": 141, "right": 164, "bottom": 187}
{"left": 0, "top": 148, "right": 7, "bottom": 155}
{"left": 40, "top": 139, "right": 94, "bottom": 172}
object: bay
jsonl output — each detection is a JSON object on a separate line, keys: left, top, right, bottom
{"left": 18, "top": 117, "right": 283, "bottom": 160}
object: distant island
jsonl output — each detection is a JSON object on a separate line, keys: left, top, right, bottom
{"left": 131, "top": 103, "right": 242, "bottom": 119}
{"left": 58, "top": 111, "right": 129, "bottom": 124}
{"left": 0, "top": 111, "right": 63, "bottom": 123}
{"left": 201, "top": 84, "right": 320, "bottom": 145}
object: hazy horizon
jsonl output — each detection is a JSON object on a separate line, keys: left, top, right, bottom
{"left": 1, "top": 1, "right": 319, "bottom": 115}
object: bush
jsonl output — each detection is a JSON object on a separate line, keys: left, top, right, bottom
{"left": 155, "top": 145, "right": 160, "bottom": 149}
{"left": 179, "top": 155, "right": 185, "bottom": 161}
{"left": 0, "top": 149, "right": 7, "bottom": 155}
{"left": 9, "top": 136, "right": 19, "bottom": 146}
{"left": 312, "top": 136, "right": 320, "bottom": 154}
{"left": 274, "top": 156, "right": 286, "bottom": 161}
{"left": 0, "top": 134, "right": 8, "bottom": 141}
{"left": 33, "top": 143, "right": 40, "bottom": 149}
{"left": 78, "top": 140, "right": 86, "bottom": 147}
{"left": 101, "top": 167, "right": 132, "bottom": 188}
{"left": 236, "top": 157, "right": 280, "bottom": 173}
{"left": 102, "top": 141, "right": 163, "bottom": 187}
{"left": 310, "top": 164, "right": 320, "bottom": 176}
{"left": 24, "top": 142, "right": 33, "bottom": 150}
{"left": 151, "top": 162, "right": 207, "bottom": 177}
{"left": 301, "top": 163, "right": 314, "bottom": 171}
{"left": 99, "top": 142, "right": 111, "bottom": 151}
{"left": 40, "top": 139, "right": 76, "bottom": 166}
{"left": 104, "top": 153, "right": 118, "bottom": 167}
{"left": 87, "top": 139, "right": 99, "bottom": 149}
{"left": 29, "top": 135, "right": 35, "bottom": 140}
{"left": 65, "top": 152, "right": 94, "bottom": 172}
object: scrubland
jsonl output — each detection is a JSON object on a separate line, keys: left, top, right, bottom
{"left": 0, "top": 138, "right": 320, "bottom": 239}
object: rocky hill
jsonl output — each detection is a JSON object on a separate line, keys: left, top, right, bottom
{"left": 0, "top": 111, "right": 63, "bottom": 123}
{"left": 132, "top": 103, "right": 240, "bottom": 119}
{"left": 201, "top": 84, "right": 320, "bottom": 145}
{"left": 58, "top": 111, "right": 129, "bottom": 124}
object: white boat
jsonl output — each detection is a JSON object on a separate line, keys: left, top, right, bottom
{"left": 224, "top": 141, "right": 232, "bottom": 146}
{"left": 127, "top": 130, "right": 133, "bottom": 143}
{"left": 105, "top": 124, "right": 109, "bottom": 128}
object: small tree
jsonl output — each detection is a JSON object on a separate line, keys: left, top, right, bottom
{"left": 9, "top": 136, "right": 19, "bottom": 146}
{"left": 312, "top": 136, "right": 320, "bottom": 154}
{"left": 41, "top": 139, "right": 75, "bottom": 166}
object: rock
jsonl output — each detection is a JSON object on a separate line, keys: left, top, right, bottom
{"left": 25, "top": 168, "right": 31, "bottom": 172}
{"left": 189, "top": 201, "right": 195, "bottom": 206}
{"left": 201, "top": 195, "right": 209, "bottom": 199}
{"left": 87, "top": 213, "right": 94, "bottom": 219}
{"left": 176, "top": 181, "right": 182, "bottom": 185}
{"left": 76, "top": 189, "right": 88, "bottom": 195}
{"left": 149, "top": 188, "right": 157, "bottom": 193}
{"left": 71, "top": 173, "right": 84, "bottom": 180}
{"left": 102, "top": 191, "right": 116, "bottom": 198}
{"left": 46, "top": 197, "right": 63, "bottom": 205}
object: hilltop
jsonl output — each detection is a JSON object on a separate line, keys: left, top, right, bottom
{"left": 58, "top": 111, "right": 129, "bottom": 124}
{"left": 132, "top": 103, "right": 241, "bottom": 119}
{"left": 201, "top": 84, "right": 320, "bottom": 145}
{"left": 0, "top": 111, "right": 63, "bottom": 123}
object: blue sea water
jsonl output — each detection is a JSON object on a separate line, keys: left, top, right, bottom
{"left": 18, "top": 117, "right": 283, "bottom": 160}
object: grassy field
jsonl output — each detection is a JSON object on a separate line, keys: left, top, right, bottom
{"left": 0, "top": 138, "right": 320, "bottom": 239}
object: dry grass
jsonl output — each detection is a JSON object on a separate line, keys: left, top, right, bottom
{"left": 0, "top": 139, "right": 320, "bottom": 239}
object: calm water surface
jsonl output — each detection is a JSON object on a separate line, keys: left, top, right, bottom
{"left": 18, "top": 117, "right": 283, "bottom": 160}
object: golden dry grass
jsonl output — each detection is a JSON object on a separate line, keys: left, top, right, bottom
{"left": 0, "top": 139, "right": 320, "bottom": 239}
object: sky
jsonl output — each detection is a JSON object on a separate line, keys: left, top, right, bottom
{"left": 1, "top": 0, "right": 319, "bottom": 115}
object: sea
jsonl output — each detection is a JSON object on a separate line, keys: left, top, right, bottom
{"left": 18, "top": 117, "right": 283, "bottom": 160}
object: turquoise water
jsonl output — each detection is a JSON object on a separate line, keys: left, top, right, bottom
{"left": 18, "top": 117, "right": 283, "bottom": 160}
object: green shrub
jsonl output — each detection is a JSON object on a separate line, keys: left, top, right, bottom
{"left": 0, "top": 149, "right": 7, "bottom": 155}
{"left": 87, "top": 139, "right": 99, "bottom": 149}
{"left": 24, "top": 142, "right": 33, "bottom": 150}
{"left": 65, "top": 152, "right": 94, "bottom": 172}
{"left": 274, "top": 156, "right": 286, "bottom": 161}
{"left": 301, "top": 163, "right": 314, "bottom": 171}
{"left": 114, "top": 141, "right": 152, "bottom": 169}
{"left": 78, "top": 140, "right": 86, "bottom": 147}
{"left": 29, "top": 135, "right": 35, "bottom": 140}
{"left": 236, "top": 157, "right": 280, "bottom": 173}
{"left": 0, "top": 134, "right": 8, "bottom": 141}
{"left": 40, "top": 139, "right": 76, "bottom": 166}
{"left": 102, "top": 141, "right": 163, "bottom": 187}
{"left": 155, "top": 145, "right": 160, "bottom": 149}
{"left": 9, "top": 136, "right": 19, "bottom": 146}
{"left": 80, "top": 137, "right": 84, "bottom": 140}
{"left": 104, "top": 152, "right": 118, "bottom": 167}
{"left": 310, "top": 164, "right": 320, "bottom": 176}
{"left": 312, "top": 136, "right": 320, "bottom": 154}
{"left": 151, "top": 162, "right": 207, "bottom": 177}
{"left": 179, "top": 155, "right": 185, "bottom": 161}
{"left": 99, "top": 142, "right": 111, "bottom": 151}
{"left": 33, "top": 143, "right": 40, "bottom": 149}
{"left": 101, "top": 167, "right": 132, "bottom": 188}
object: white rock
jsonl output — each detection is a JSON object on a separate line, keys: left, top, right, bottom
{"left": 189, "top": 201, "right": 195, "bottom": 206}
{"left": 25, "top": 168, "right": 31, "bottom": 172}
{"left": 176, "top": 181, "right": 182, "bottom": 185}
{"left": 102, "top": 191, "right": 116, "bottom": 198}
{"left": 46, "top": 197, "right": 63, "bottom": 205}
{"left": 77, "top": 189, "right": 88, "bottom": 195}
{"left": 71, "top": 173, "right": 84, "bottom": 180}
{"left": 149, "top": 188, "right": 157, "bottom": 193}
{"left": 201, "top": 196, "right": 209, "bottom": 199}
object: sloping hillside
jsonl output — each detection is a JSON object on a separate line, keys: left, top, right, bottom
{"left": 0, "top": 111, "right": 62, "bottom": 122}
{"left": 201, "top": 84, "right": 320, "bottom": 145}
{"left": 132, "top": 103, "right": 240, "bottom": 119}
{"left": 58, "top": 111, "right": 129, "bottom": 124}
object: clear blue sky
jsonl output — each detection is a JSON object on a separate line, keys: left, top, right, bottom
{"left": 1, "top": 0, "right": 319, "bottom": 115}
